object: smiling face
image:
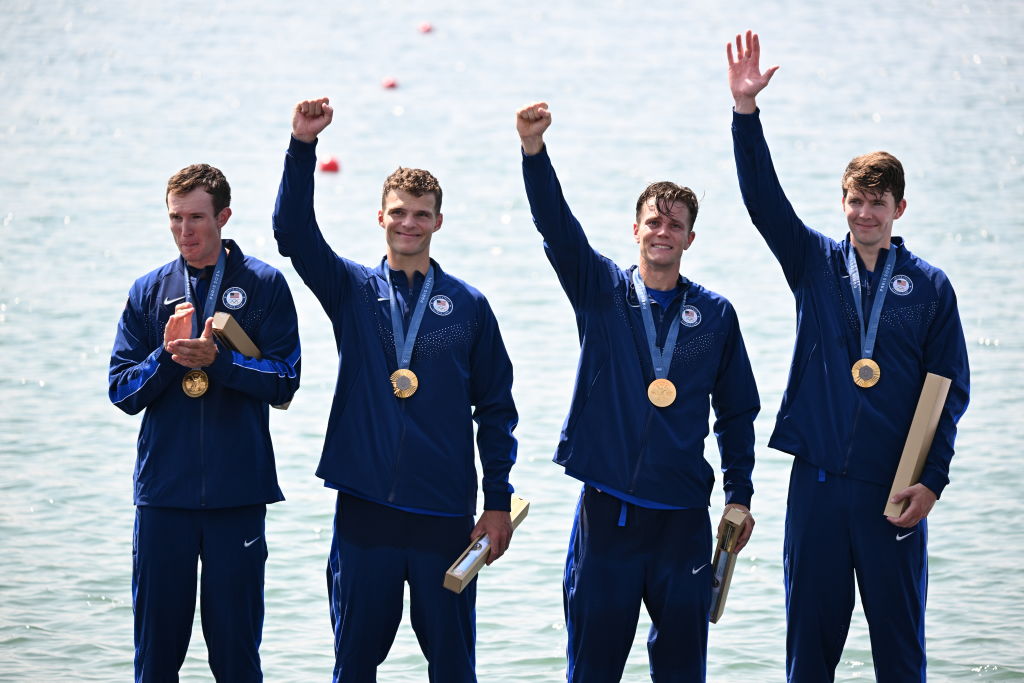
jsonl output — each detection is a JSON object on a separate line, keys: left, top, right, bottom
{"left": 633, "top": 199, "right": 696, "bottom": 271}
{"left": 842, "top": 188, "right": 906, "bottom": 252}
{"left": 167, "top": 188, "right": 231, "bottom": 267}
{"left": 378, "top": 189, "right": 443, "bottom": 265}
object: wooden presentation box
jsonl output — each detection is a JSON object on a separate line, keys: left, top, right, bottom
{"left": 709, "top": 506, "right": 749, "bottom": 624}
{"left": 443, "top": 496, "right": 530, "bottom": 594}
{"left": 883, "top": 372, "right": 952, "bottom": 518}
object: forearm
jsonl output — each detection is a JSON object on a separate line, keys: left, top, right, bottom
{"left": 109, "top": 345, "right": 182, "bottom": 415}
{"left": 717, "top": 414, "right": 757, "bottom": 507}
{"left": 471, "top": 310, "right": 518, "bottom": 512}
{"left": 919, "top": 302, "right": 971, "bottom": 498}
{"left": 714, "top": 317, "right": 759, "bottom": 507}
{"left": 273, "top": 136, "right": 347, "bottom": 310}
{"left": 731, "top": 110, "right": 815, "bottom": 285}
{"left": 205, "top": 343, "right": 301, "bottom": 406}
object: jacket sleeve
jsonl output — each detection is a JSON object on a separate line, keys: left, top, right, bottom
{"left": 522, "top": 145, "right": 613, "bottom": 309}
{"left": 204, "top": 270, "right": 301, "bottom": 406}
{"left": 273, "top": 135, "right": 352, "bottom": 314}
{"left": 917, "top": 277, "right": 970, "bottom": 498}
{"left": 469, "top": 297, "right": 519, "bottom": 511}
{"left": 711, "top": 304, "right": 760, "bottom": 508}
{"left": 108, "top": 282, "right": 184, "bottom": 415}
{"left": 732, "top": 109, "right": 821, "bottom": 291}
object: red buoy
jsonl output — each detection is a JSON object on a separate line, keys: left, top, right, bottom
{"left": 319, "top": 156, "right": 340, "bottom": 173}
{"left": 418, "top": 22, "right": 433, "bottom": 33}
{"left": 381, "top": 77, "right": 398, "bottom": 89}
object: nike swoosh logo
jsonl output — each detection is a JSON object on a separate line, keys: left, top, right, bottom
{"left": 692, "top": 563, "right": 709, "bottom": 575}
{"left": 243, "top": 536, "right": 261, "bottom": 548}
{"left": 896, "top": 531, "right": 916, "bottom": 542}
{"left": 163, "top": 295, "right": 185, "bottom": 306}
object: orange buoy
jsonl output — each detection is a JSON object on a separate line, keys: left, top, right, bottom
{"left": 418, "top": 22, "right": 433, "bottom": 33}
{"left": 381, "top": 77, "right": 398, "bottom": 89}
{"left": 319, "top": 156, "right": 340, "bottom": 173}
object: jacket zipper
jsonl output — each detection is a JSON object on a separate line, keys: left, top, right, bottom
{"left": 199, "top": 397, "right": 206, "bottom": 507}
{"left": 628, "top": 407, "right": 654, "bottom": 493}
{"left": 841, "top": 398, "right": 861, "bottom": 475}
{"left": 388, "top": 402, "right": 407, "bottom": 503}
{"left": 628, "top": 296, "right": 672, "bottom": 493}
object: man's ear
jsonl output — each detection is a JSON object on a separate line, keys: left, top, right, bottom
{"left": 894, "top": 198, "right": 907, "bottom": 220}
{"left": 217, "top": 207, "right": 232, "bottom": 229}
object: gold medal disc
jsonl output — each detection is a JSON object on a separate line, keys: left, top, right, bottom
{"left": 390, "top": 368, "right": 419, "bottom": 399}
{"left": 647, "top": 378, "right": 677, "bottom": 408}
{"left": 182, "top": 369, "right": 210, "bottom": 398}
{"left": 851, "top": 358, "right": 881, "bottom": 388}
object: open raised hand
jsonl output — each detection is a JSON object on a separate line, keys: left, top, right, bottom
{"left": 727, "top": 31, "right": 779, "bottom": 114}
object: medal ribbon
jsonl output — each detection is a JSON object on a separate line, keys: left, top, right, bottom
{"left": 631, "top": 268, "right": 687, "bottom": 380}
{"left": 182, "top": 248, "right": 227, "bottom": 339}
{"left": 846, "top": 242, "right": 896, "bottom": 360}
{"left": 388, "top": 265, "right": 435, "bottom": 370}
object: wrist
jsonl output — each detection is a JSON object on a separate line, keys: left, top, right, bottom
{"left": 733, "top": 95, "right": 758, "bottom": 115}
{"left": 291, "top": 132, "right": 318, "bottom": 145}
{"left": 520, "top": 136, "right": 544, "bottom": 156}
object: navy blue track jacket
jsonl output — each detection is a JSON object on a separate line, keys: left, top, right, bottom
{"left": 732, "top": 110, "right": 970, "bottom": 497}
{"left": 273, "top": 136, "right": 518, "bottom": 515}
{"left": 109, "top": 240, "right": 301, "bottom": 508}
{"left": 522, "top": 147, "right": 759, "bottom": 509}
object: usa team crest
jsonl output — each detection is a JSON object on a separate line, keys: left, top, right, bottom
{"left": 222, "top": 287, "right": 247, "bottom": 309}
{"left": 889, "top": 275, "right": 913, "bottom": 296}
{"left": 429, "top": 295, "right": 453, "bottom": 316}
{"left": 680, "top": 305, "right": 702, "bottom": 328}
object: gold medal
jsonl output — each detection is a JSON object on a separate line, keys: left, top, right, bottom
{"left": 851, "top": 358, "right": 881, "bottom": 388}
{"left": 390, "top": 368, "right": 419, "bottom": 398}
{"left": 647, "top": 378, "right": 677, "bottom": 408}
{"left": 182, "top": 369, "right": 209, "bottom": 398}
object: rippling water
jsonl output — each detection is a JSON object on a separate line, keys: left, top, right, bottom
{"left": 2, "top": 0, "right": 1022, "bottom": 680}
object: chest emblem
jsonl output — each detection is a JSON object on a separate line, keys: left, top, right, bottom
{"left": 889, "top": 275, "right": 913, "bottom": 296}
{"left": 429, "top": 295, "right": 453, "bottom": 316}
{"left": 680, "top": 305, "right": 702, "bottom": 328}
{"left": 222, "top": 287, "right": 247, "bottom": 309}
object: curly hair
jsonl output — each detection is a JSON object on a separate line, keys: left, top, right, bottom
{"left": 382, "top": 167, "right": 443, "bottom": 213}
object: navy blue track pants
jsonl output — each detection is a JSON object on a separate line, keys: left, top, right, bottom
{"left": 564, "top": 486, "right": 713, "bottom": 682}
{"left": 327, "top": 493, "right": 477, "bottom": 683}
{"left": 132, "top": 504, "right": 267, "bottom": 682}
{"left": 785, "top": 458, "right": 928, "bottom": 682}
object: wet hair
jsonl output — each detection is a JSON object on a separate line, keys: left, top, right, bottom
{"left": 634, "top": 181, "right": 699, "bottom": 227}
{"left": 381, "top": 167, "right": 443, "bottom": 213}
{"left": 842, "top": 151, "right": 905, "bottom": 204}
{"left": 166, "top": 164, "right": 231, "bottom": 215}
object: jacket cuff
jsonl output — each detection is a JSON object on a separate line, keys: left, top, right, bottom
{"left": 203, "top": 339, "right": 234, "bottom": 380}
{"left": 483, "top": 489, "right": 512, "bottom": 512}
{"left": 724, "top": 487, "right": 752, "bottom": 509}
{"left": 288, "top": 134, "right": 318, "bottom": 159}
{"left": 521, "top": 143, "right": 550, "bottom": 165}
{"left": 916, "top": 471, "right": 947, "bottom": 500}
